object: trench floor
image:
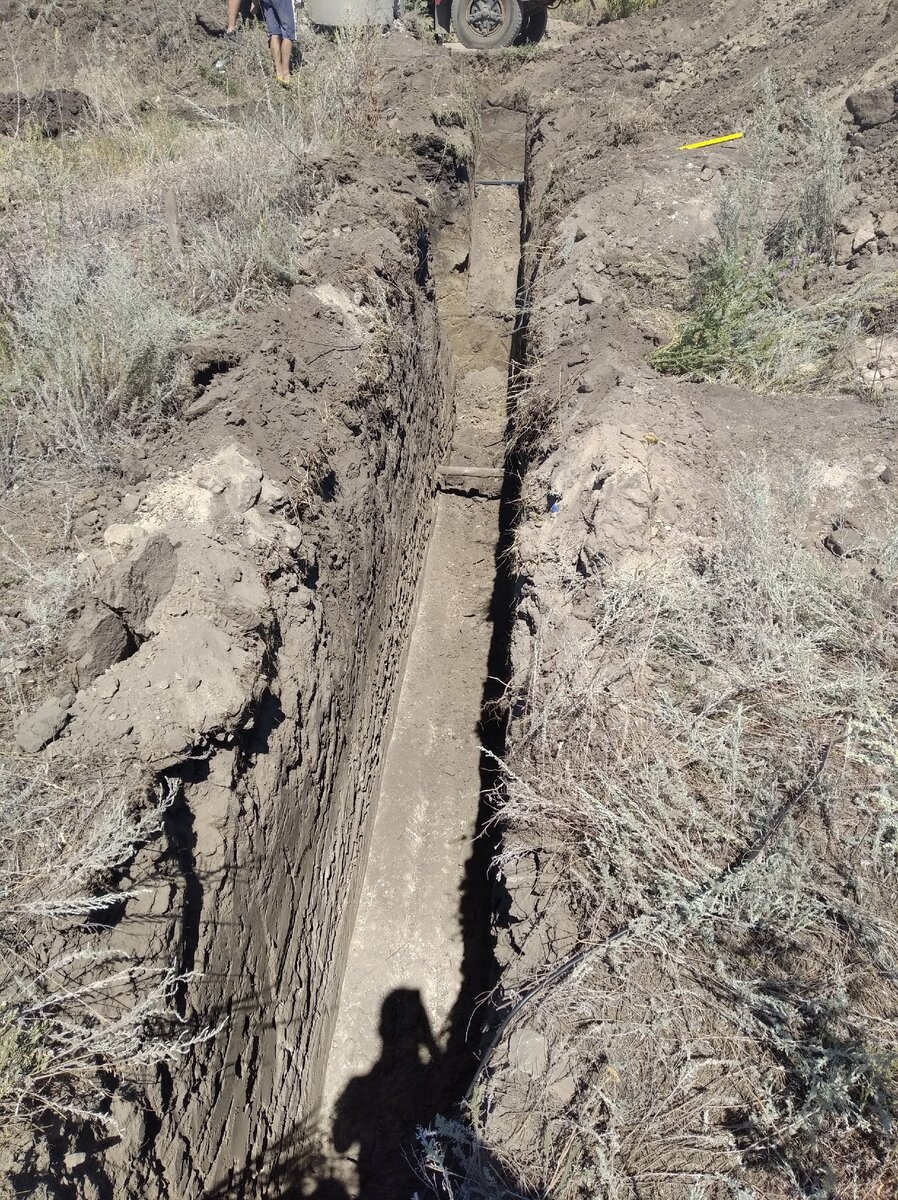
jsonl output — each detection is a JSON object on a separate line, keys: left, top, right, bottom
{"left": 322, "top": 493, "right": 501, "bottom": 1195}
{"left": 322, "top": 108, "right": 525, "bottom": 1198}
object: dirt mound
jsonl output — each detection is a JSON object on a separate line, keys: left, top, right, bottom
{"left": 0, "top": 87, "right": 90, "bottom": 136}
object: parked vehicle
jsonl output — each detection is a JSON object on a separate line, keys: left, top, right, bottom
{"left": 305, "top": 0, "right": 550, "bottom": 49}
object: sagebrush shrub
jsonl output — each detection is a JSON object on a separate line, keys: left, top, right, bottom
{"left": 7, "top": 252, "right": 191, "bottom": 466}
{"left": 427, "top": 471, "right": 898, "bottom": 1199}
{"left": 652, "top": 85, "right": 861, "bottom": 389}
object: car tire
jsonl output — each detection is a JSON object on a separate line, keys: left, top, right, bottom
{"left": 451, "top": 0, "right": 524, "bottom": 49}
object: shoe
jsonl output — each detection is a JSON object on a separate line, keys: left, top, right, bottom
{"left": 223, "top": 28, "right": 238, "bottom": 43}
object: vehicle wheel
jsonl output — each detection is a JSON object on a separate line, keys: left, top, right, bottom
{"left": 515, "top": 5, "right": 547, "bottom": 43}
{"left": 451, "top": 0, "right": 523, "bottom": 49}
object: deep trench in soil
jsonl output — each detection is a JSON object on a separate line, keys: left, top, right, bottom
{"left": 319, "top": 109, "right": 528, "bottom": 1198}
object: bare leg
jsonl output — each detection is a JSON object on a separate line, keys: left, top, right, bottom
{"left": 269, "top": 33, "right": 284, "bottom": 79}
{"left": 226, "top": 0, "right": 240, "bottom": 33}
{"left": 279, "top": 37, "right": 293, "bottom": 81}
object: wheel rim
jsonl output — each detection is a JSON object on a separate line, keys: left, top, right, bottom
{"left": 465, "top": 0, "right": 506, "bottom": 36}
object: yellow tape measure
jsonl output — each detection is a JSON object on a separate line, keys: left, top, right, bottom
{"left": 678, "top": 132, "right": 745, "bottom": 150}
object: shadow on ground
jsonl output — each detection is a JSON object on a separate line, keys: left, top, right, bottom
{"left": 204, "top": 989, "right": 533, "bottom": 1199}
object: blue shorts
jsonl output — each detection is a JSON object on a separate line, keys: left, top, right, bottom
{"left": 262, "top": 0, "right": 295, "bottom": 40}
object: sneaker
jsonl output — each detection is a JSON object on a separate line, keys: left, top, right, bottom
{"left": 223, "top": 28, "right": 238, "bottom": 43}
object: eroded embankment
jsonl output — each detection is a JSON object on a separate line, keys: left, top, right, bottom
{"left": 321, "top": 107, "right": 526, "bottom": 1198}
{"left": 453, "top": 33, "right": 898, "bottom": 1199}
{"left": 5, "top": 155, "right": 462, "bottom": 1199}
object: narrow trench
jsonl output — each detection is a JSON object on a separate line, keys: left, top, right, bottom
{"left": 319, "top": 108, "right": 528, "bottom": 1198}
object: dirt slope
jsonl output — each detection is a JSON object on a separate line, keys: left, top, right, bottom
{"left": 460, "top": 2, "right": 898, "bottom": 1197}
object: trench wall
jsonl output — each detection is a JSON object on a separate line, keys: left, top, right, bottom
{"left": 160, "top": 282, "right": 454, "bottom": 1199}
{"left": 26, "top": 216, "right": 459, "bottom": 1200}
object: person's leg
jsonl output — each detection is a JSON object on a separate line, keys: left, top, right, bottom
{"left": 269, "top": 32, "right": 284, "bottom": 79}
{"left": 274, "top": 0, "right": 294, "bottom": 79}
{"left": 225, "top": 0, "right": 240, "bottom": 35}
{"left": 278, "top": 35, "right": 293, "bottom": 81}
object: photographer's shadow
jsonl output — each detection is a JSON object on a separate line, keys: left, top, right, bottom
{"left": 330, "top": 988, "right": 443, "bottom": 1198}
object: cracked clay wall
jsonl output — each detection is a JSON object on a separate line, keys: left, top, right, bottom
{"left": 156, "top": 290, "right": 454, "bottom": 1198}
{"left": 24, "top": 192, "right": 457, "bottom": 1200}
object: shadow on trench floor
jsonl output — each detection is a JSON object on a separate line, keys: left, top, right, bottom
{"left": 204, "top": 1039, "right": 535, "bottom": 1200}
{"left": 208, "top": 487, "right": 520, "bottom": 1200}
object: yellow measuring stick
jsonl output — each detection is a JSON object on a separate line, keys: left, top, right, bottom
{"left": 678, "top": 132, "right": 745, "bottom": 150}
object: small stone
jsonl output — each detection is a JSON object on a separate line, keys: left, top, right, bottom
{"left": 95, "top": 673, "right": 120, "bottom": 700}
{"left": 576, "top": 277, "right": 605, "bottom": 305}
{"left": 64, "top": 1152, "right": 87, "bottom": 1171}
{"left": 121, "top": 493, "right": 140, "bottom": 515}
{"left": 100, "top": 533, "right": 177, "bottom": 637}
{"left": 577, "top": 365, "right": 621, "bottom": 397}
{"left": 549, "top": 1074, "right": 577, "bottom": 1105}
{"left": 852, "top": 220, "right": 876, "bottom": 253}
{"left": 835, "top": 233, "right": 855, "bottom": 264}
{"left": 880, "top": 465, "right": 894, "bottom": 484}
{"left": 119, "top": 450, "right": 148, "bottom": 485}
{"left": 185, "top": 392, "right": 222, "bottom": 421}
{"left": 846, "top": 86, "right": 897, "bottom": 130}
{"left": 67, "top": 598, "right": 132, "bottom": 685}
{"left": 103, "top": 523, "right": 149, "bottom": 554}
{"left": 15, "top": 695, "right": 71, "bottom": 754}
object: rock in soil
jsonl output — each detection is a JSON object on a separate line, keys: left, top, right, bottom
{"left": 15, "top": 695, "right": 72, "bottom": 754}
{"left": 67, "top": 598, "right": 133, "bottom": 685}
{"left": 846, "top": 85, "right": 897, "bottom": 129}
{"left": 824, "top": 525, "right": 865, "bottom": 558}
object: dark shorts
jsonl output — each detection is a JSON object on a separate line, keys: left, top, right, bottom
{"left": 262, "top": 0, "right": 295, "bottom": 40}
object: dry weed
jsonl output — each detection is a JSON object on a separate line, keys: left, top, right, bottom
{"left": 652, "top": 81, "right": 867, "bottom": 389}
{"left": 0, "top": 762, "right": 214, "bottom": 1128}
{"left": 607, "top": 92, "right": 662, "bottom": 147}
{"left": 0, "top": 25, "right": 388, "bottom": 481}
{"left": 426, "top": 469, "right": 898, "bottom": 1198}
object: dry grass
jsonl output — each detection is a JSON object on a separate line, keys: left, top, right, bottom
{"left": 0, "top": 21, "right": 390, "bottom": 1135}
{"left": 606, "top": 91, "right": 662, "bottom": 147}
{"left": 423, "top": 469, "right": 898, "bottom": 1198}
{"left": 0, "top": 760, "right": 215, "bottom": 1129}
{"left": 601, "top": 0, "right": 664, "bottom": 18}
{"left": 556, "top": 0, "right": 664, "bottom": 23}
{"left": 650, "top": 83, "right": 891, "bottom": 390}
{"left": 3, "top": 253, "right": 192, "bottom": 472}
{"left": 0, "top": 25, "right": 388, "bottom": 480}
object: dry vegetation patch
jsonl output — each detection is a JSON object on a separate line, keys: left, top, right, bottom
{"left": 0, "top": 27, "right": 389, "bottom": 480}
{"left": 652, "top": 83, "right": 898, "bottom": 393}
{"left": 424, "top": 470, "right": 898, "bottom": 1199}
{"left": 0, "top": 761, "right": 216, "bottom": 1131}
{"left": 0, "top": 22, "right": 393, "bottom": 1136}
